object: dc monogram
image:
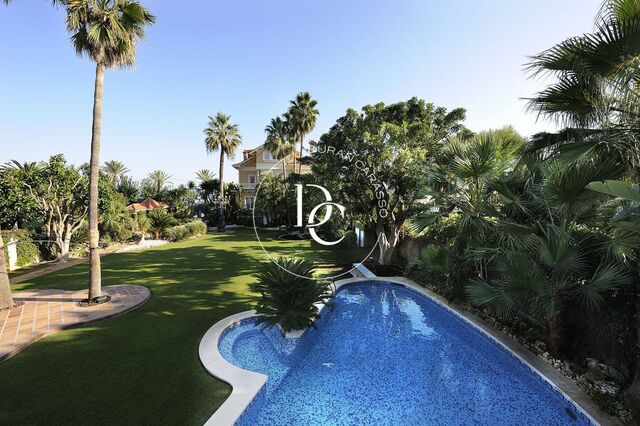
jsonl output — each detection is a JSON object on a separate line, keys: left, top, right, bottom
{"left": 295, "top": 184, "right": 346, "bottom": 246}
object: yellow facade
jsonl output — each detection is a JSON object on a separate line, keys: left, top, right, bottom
{"left": 233, "top": 144, "right": 311, "bottom": 209}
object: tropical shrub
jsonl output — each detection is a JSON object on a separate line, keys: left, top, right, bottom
{"left": 252, "top": 258, "right": 331, "bottom": 332}
{"left": 148, "top": 209, "right": 176, "bottom": 239}
{"left": 163, "top": 220, "right": 207, "bottom": 242}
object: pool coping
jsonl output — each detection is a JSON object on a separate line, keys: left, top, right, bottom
{"left": 199, "top": 276, "right": 614, "bottom": 426}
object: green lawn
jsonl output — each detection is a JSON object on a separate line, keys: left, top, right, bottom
{"left": 0, "top": 229, "right": 367, "bottom": 425}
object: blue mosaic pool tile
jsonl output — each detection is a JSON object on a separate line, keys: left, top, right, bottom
{"left": 219, "top": 282, "right": 594, "bottom": 425}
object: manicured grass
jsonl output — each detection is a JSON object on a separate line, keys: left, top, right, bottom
{"left": 0, "top": 229, "right": 367, "bottom": 425}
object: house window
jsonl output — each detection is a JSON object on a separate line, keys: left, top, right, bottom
{"left": 249, "top": 175, "right": 256, "bottom": 184}
{"left": 245, "top": 197, "right": 255, "bottom": 209}
{"left": 263, "top": 150, "right": 274, "bottom": 160}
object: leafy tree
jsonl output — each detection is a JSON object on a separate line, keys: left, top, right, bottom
{"left": 116, "top": 175, "right": 140, "bottom": 204}
{"left": 203, "top": 112, "right": 242, "bottom": 232}
{"left": 312, "top": 97, "right": 469, "bottom": 264}
{"left": 23, "top": 155, "right": 89, "bottom": 261}
{"left": 0, "top": 162, "right": 41, "bottom": 229}
{"left": 287, "top": 92, "right": 319, "bottom": 173}
{"left": 64, "top": 0, "right": 155, "bottom": 300}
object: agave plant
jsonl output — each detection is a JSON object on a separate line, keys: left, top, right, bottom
{"left": 252, "top": 258, "right": 331, "bottom": 333}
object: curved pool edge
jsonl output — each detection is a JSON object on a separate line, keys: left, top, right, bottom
{"left": 200, "top": 277, "right": 612, "bottom": 426}
{"left": 198, "top": 309, "right": 268, "bottom": 426}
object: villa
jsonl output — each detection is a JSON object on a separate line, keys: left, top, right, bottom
{"left": 232, "top": 144, "right": 311, "bottom": 209}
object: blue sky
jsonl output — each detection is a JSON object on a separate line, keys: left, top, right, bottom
{"left": 1, "top": 0, "right": 602, "bottom": 185}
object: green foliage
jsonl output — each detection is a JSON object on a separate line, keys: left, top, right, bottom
{"left": 148, "top": 209, "right": 176, "bottom": 239}
{"left": 100, "top": 192, "right": 135, "bottom": 245}
{"left": 252, "top": 258, "right": 331, "bottom": 332}
{"left": 312, "top": 97, "right": 469, "bottom": 264}
{"left": 2, "top": 229, "right": 39, "bottom": 267}
{"left": 338, "top": 230, "right": 357, "bottom": 249}
{"left": 163, "top": 220, "right": 207, "bottom": 242}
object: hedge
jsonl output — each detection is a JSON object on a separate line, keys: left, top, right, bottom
{"left": 163, "top": 220, "right": 207, "bottom": 242}
{"left": 2, "top": 229, "right": 39, "bottom": 268}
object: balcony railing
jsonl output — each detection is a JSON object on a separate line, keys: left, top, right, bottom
{"left": 240, "top": 183, "right": 257, "bottom": 190}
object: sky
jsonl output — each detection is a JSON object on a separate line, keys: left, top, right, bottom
{"left": 1, "top": 0, "right": 603, "bottom": 186}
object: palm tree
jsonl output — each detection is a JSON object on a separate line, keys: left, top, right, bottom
{"left": 265, "top": 116, "right": 296, "bottom": 179}
{"left": 526, "top": 0, "right": 640, "bottom": 175}
{"left": 287, "top": 92, "right": 319, "bottom": 173}
{"left": 195, "top": 169, "right": 215, "bottom": 183}
{"left": 102, "top": 160, "right": 130, "bottom": 185}
{"left": 0, "top": 226, "right": 14, "bottom": 310}
{"left": 63, "top": 1, "right": 155, "bottom": 301}
{"left": 203, "top": 113, "right": 242, "bottom": 232}
{"left": 147, "top": 170, "right": 171, "bottom": 197}
{"left": 1, "top": 160, "right": 44, "bottom": 174}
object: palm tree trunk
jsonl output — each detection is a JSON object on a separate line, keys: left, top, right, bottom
{"left": 217, "top": 152, "right": 225, "bottom": 232}
{"left": 299, "top": 136, "right": 304, "bottom": 174}
{"left": 0, "top": 226, "right": 15, "bottom": 310}
{"left": 88, "top": 62, "right": 104, "bottom": 300}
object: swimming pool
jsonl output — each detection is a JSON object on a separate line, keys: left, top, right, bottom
{"left": 216, "top": 281, "right": 594, "bottom": 425}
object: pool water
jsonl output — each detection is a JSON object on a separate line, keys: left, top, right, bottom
{"left": 218, "top": 282, "right": 592, "bottom": 425}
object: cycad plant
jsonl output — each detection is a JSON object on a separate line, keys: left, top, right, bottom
{"left": 252, "top": 258, "right": 331, "bottom": 333}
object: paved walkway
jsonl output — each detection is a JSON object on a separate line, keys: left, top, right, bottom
{"left": 0, "top": 285, "right": 150, "bottom": 362}
{"left": 10, "top": 258, "right": 87, "bottom": 285}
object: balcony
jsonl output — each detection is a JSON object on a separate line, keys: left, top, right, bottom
{"left": 240, "top": 183, "right": 257, "bottom": 190}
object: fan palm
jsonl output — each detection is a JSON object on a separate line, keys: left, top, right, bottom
{"left": 63, "top": 0, "right": 155, "bottom": 300}
{"left": 466, "top": 224, "right": 630, "bottom": 355}
{"left": 287, "top": 92, "right": 319, "bottom": 173}
{"left": 203, "top": 112, "right": 242, "bottom": 232}
{"left": 526, "top": 0, "right": 640, "bottom": 175}
{"left": 147, "top": 170, "right": 171, "bottom": 196}
{"left": 265, "top": 116, "right": 296, "bottom": 179}
{"left": 102, "top": 160, "right": 130, "bottom": 185}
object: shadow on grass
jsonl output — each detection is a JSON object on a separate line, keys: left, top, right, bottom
{"left": 0, "top": 228, "right": 364, "bottom": 425}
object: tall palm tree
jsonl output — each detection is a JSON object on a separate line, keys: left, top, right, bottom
{"left": 265, "top": 116, "right": 296, "bottom": 179}
{"left": 102, "top": 160, "right": 130, "bottom": 185}
{"left": 0, "top": 226, "right": 14, "bottom": 310}
{"left": 147, "top": 170, "right": 171, "bottom": 197}
{"left": 287, "top": 92, "right": 319, "bottom": 173}
{"left": 204, "top": 113, "right": 242, "bottom": 232}
{"left": 65, "top": 0, "right": 155, "bottom": 301}
{"left": 195, "top": 169, "right": 215, "bottom": 183}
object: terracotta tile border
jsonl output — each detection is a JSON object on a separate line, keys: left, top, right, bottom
{"left": 0, "top": 285, "right": 151, "bottom": 363}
